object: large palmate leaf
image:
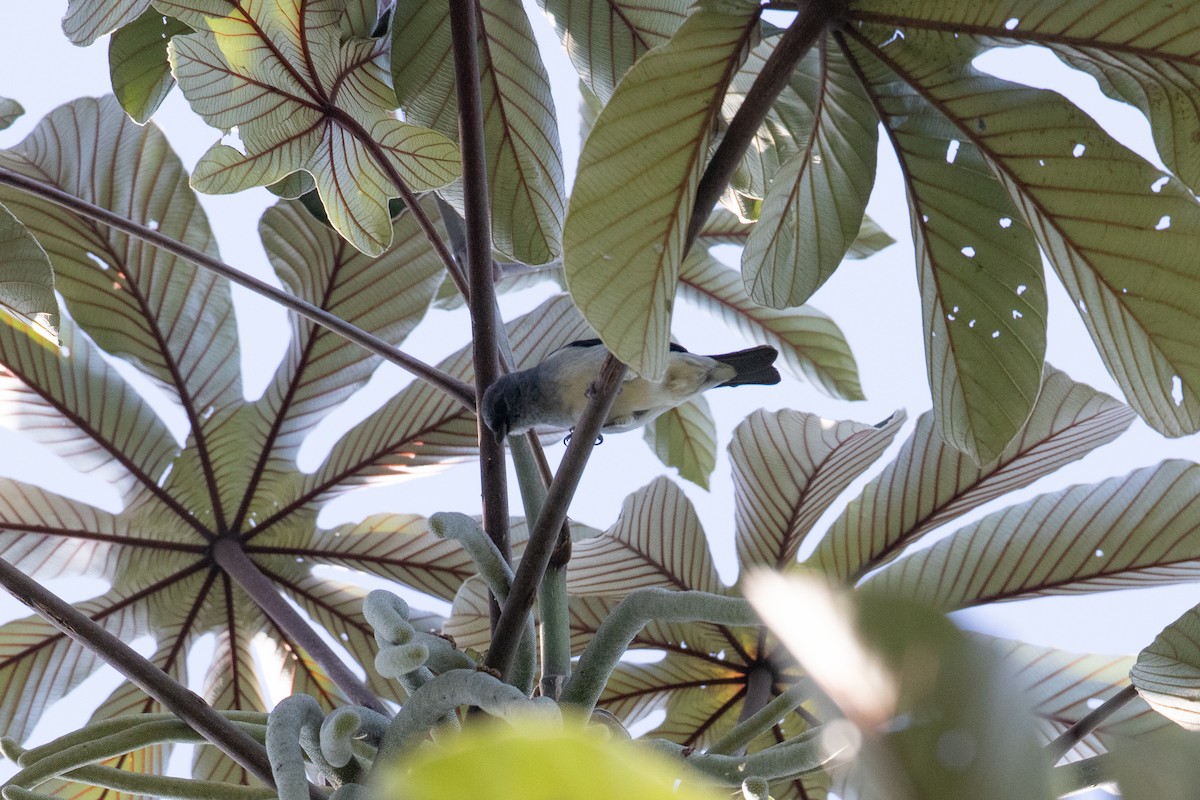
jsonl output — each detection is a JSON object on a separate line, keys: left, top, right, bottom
{"left": 563, "top": 0, "right": 760, "bottom": 380}
{"left": 851, "top": 1, "right": 1200, "bottom": 192}
{"left": 742, "top": 39, "right": 878, "bottom": 310}
{"left": 810, "top": 366, "right": 1136, "bottom": 582}
{"left": 731, "top": 408, "right": 905, "bottom": 574}
{"left": 159, "top": 0, "right": 460, "bottom": 255}
{"left": 567, "top": 477, "right": 724, "bottom": 596}
{"left": 843, "top": 34, "right": 1046, "bottom": 463}
{"left": 839, "top": 21, "right": 1200, "bottom": 441}
{"left": 864, "top": 460, "right": 1200, "bottom": 607}
{"left": 0, "top": 98, "right": 600, "bottom": 767}
{"left": 392, "top": 0, "right": 565, "bottom": 265}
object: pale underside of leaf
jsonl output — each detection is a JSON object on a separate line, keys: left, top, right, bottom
{"left": 391, "top": 0, "right": 566, "bottom": 265}
{"left": 0, "top": 98, "right": 24, "bottom": 131}
{"left": 732, "top": 408, "right": 905, "bottom": 573}
{"left": 0, "top": 202, "right": 57, "bottom": 339}
{"left": 864, "top": 460, "right": 1200, "bottom": 608}
{"left": 567, "top": 476, "right": 723, "bottom": 596}
{"left": 980, "top": 634, "right": 1162, "bottom": 760}
{"left": 844, "top": 33, "right": 1047, "bottom": 464}
{"left": 743, "top": 39, "right": 879, "bottom": 310}
{"left": 849, "top": 24, "right": 1200, "bottom": 439}
{"left": 1133, "top": 603, "right": 1200, "bottom": 730}
{"left": 536, "top": 0, "right": 690, "bottom": 102}
{"left": 165, "top": 1, "right": 460, "bottom": 255}
{"left": 679, "top": 250, "right": 862, "bottom": 399}
{"left": 643, "top": 396, "right": 717, "bottom": 490}
{"left": 62, "top": 0, "right": 150, "bottom": 45}
{"left": 851, "top": 1, "right": 1200, "bottom": 191}
{"left": 810, "top": 365, "right": 1135, "bottom": 583}
{"left": 563, "top": 3, "right": 760, "bottom": 380}
{"left": 0, "top": 97, "right": 242, "bottom": 440}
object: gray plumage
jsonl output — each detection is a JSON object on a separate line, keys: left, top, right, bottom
{"left": 481, "top": 339, "right": 780, "bottom": 443}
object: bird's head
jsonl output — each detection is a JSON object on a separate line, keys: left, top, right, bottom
{"left": 481, "top": 375, "right": 515, "bottom": 444}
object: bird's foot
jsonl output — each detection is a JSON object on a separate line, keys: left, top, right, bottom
{"left": 563, "top": 429, "right": 604, "bottom": 446}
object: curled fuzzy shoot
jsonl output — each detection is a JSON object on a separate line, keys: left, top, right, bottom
{"left": 320, "top": 707, "right": 390, "bottom": 769}
{"left": 362, "top": 590, "right": 472, "bottom": 688}
{"left": 374, "top": 669, "right": 561, "bottom": 766}
{"left": 742, "top": 777, "right": 771, "bottom": 800}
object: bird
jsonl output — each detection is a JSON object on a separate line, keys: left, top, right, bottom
{"left": 481, "top": 339, "right": 781, "bottom": 443}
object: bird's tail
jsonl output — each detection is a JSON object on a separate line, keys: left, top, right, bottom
{"left": 710, "top": 345, "right": 781, "bottom": 387}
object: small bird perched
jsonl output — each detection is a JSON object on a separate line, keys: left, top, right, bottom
{"left": 481, "top": 339, "right": 780, "bottom": 443}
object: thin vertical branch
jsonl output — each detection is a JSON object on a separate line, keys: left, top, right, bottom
{"left": 211, "top": 539, "right": 389, "bottom": 716}
{"left": 449, "top": 0, "right": 511, "bottom": 629}
{"left": 484, "top": 355, "right": 627, "bottom": 680}
{"left": 0, "top": 557, "right": 316, "bottom": 798}
{"left": 684, "top": 0, "right": 838, "bottom": 255}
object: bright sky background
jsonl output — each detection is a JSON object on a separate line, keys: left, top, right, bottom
{"left": 1, "top": 3, "right": 1198, "bottom": 793}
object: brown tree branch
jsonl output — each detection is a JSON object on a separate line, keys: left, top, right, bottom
{"left": 0, "top": 557, "right": 323, "bottom": 798}
{"left": 0, "top": 167, "right": 475, "bottom": 411}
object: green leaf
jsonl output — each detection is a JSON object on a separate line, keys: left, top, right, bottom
{"left": 563, "top": 1, "right": 760, "bottom": 380}
{"left": 1110, "top": 726, "right": 1200, "bottom": 800}
{"left": 392, "top": 0, "right": 566, "bottom": 264}
{"left": 109, "top": 8, "right": 191, "bottom": 124}
{"left": 162, "top": 0, "right": 460, "bottom": 255}
{"left": 846, "top": 215, "right": 896, "bottom": 259}
{"left": 567, "top": 477, "right": 724, "bottom": 596}
{"left": 811, "top": 366, "right": 1135, "bottom": 583}
{"left": 0, "top": 98, "right": 23, "bottom": 131}
{"left": 380, "top": 717, "right": 726, "bottom": 800}
{"left": 845, "top": 35, "right": 1047, "bottom": 463}
{"left": 679, "top": 250, "right": 862, "bottom": 399}
{"left": 742, "top": 40, "right": 878, "bottom": 309}
{"left": 732, "top": 409, "right": 905, "bottom": 573}
{"left": 0, "top": 96, "right": 242, "bottom": 445}
{"left": 0, "top": 202, "right": 57, "bottom": 343}
{"left": 62, "top": 0, "right": 150, "bottom": 45}
{"left": 1133, "top": 603, "right": 1200, "bottom": 730}
{"left": 846, "top": 24, "right": 1200, "bottom": 439}
{"left": 851, "top": 1, "right": 1200, "bottom": 192}
{"left": 864, "top": 460, "right": 1200, "bottom": 608}
{"left": 643, "top": 396, "right": 717, "bottom": 489}
{"left": 536, "top": 0, "right": 689, "bottom": 102}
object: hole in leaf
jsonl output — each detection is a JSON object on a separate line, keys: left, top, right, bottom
{"left": 1038, "top": 159, "right": 1045, "bottom": 166}
{"left": 1004, "top": 17, "right": 1019, "bottom": 30}
{"left": 1072, "top": 143, "right": 1085, "bottom": 157}
{"left": 1086, "top": 697, "right": 1104, "bottom": 710}
{"left": 1078, "top": 299, "right": 1088, "bottom": 314}
{"left": 991, "top": 330, "right": 1000, "bottom": 338}
{"left": 945, "top": 139, "right": 961, "bottom": 164}
{"left": 1151, "top": 176, "right": 1169, "bottom": 193}
{"left": 947, "top": 313, "right": 956, "bottom": 321}
{"left": 922, "top": 214, "right": 930, "bottom": 223}
{"left": 1012, "top": 309, "right": 1023, "bottom": 319}
{"left": 1094, "top": 549, "right": 1104, "bottom": 558}
{"left": 147, "top": 219, "right": 160, "bottom": 230}
{"left": 998, "top": 217, "right": 1012, "bottom": 228}
{"left": 1172, "top": 375, "right": 1183, "bottom": 406}
{"left": 157, "top": 462, "right": 174, "bottom": 488}
{"left": 85, "top": 252, "right": 109, "bottom": 270}
{"left": 880, "top": 29, "right": 905, "bottom": 47}
{"left": 1155, "top": 215, "right": 1171, "bottom": 230}
{"left": 1016, "top": 284, "right": 1028, "bottom": 295}
{"left": 961, "top": 246, "right": 976, "bottom": 258}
